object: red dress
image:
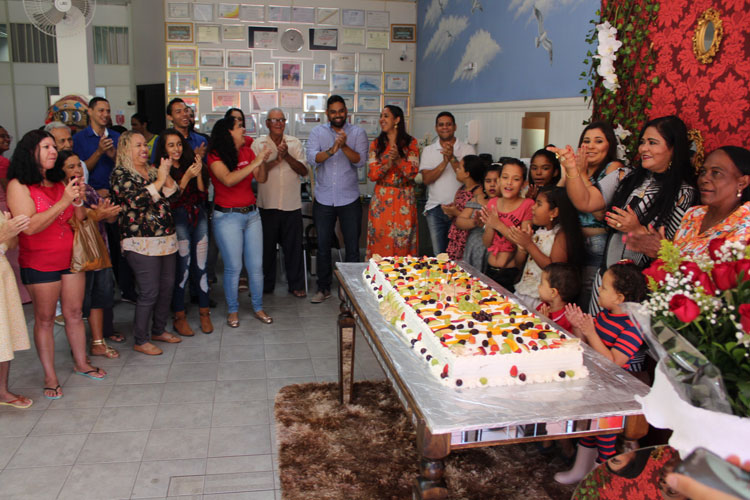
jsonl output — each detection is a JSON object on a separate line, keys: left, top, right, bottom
{"left": 366, "top": 138, "right": 420, "bottom": 258}
{"left": 18, "top": 182, "right": 74, "bottom": 271}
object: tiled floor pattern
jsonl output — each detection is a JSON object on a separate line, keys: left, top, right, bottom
{"left": 1, "top": 279, "right": 385, "bottom": 499}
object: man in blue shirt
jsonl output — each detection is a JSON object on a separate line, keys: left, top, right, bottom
{"left": 73, "top": 97, "right": 120, "bottom": 198}
{"left": 151, "top": 98, "right": 207, "bottom": 164}
{"left": 306, "top": 95, "right": 369, "bottom": 303}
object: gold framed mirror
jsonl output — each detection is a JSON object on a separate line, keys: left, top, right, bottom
{"left": 687, "top": 129, "right": 705, "bottom": 174}
{"left": 692, "top": 8, "right": 723, "bottom": 64}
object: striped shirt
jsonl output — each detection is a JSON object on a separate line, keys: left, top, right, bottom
{"left": 593, "top": 309, "right": 645, "bottom": 371}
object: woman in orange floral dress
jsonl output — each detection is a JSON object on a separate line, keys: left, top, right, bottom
{"left": 366, "top": 105, "right": 419, "bottom": 258}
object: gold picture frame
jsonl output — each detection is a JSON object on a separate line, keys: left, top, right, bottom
{"left": 687, "top": 128, "right": 705, "bottom": 174}
{"left": 165, "top": 23, "right": 193, "bottom": 43}
{"left": 693, "top": 8, "right": 723, "bottom": 64}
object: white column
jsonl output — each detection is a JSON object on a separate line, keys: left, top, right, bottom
{"left": 55, "top": 19, "right": 95, "bottom": 96}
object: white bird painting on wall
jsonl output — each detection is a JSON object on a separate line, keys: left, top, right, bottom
{"left": 534, "top": 6, "right": 553, "bottom": 65}
{"left": 424, "top": 0, "right": 448, "bottom": 28}
{"left": 425, "top": 15, "right": 469, "bottom": 58}
{"left": 471, "top": 0, "right": 483, "bottom": 13}
{"left": 452, "top": 29, "right": 501, "bottom": 82}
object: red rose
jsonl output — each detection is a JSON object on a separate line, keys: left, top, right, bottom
{"left": 739, "top": 304, "right": 750, "bottom": 332}
{"left": 712, "top": 262, "right": 738, "bottom": 291}
{"left": 736, "top": 259, "right": 750, "bottom": 282}
{"left": 708, "top": 238, "right": 726, "bottom": 261}
{"left": 669, "top": 294, "right": 701, "bottom": 323}
{"left": 643, "top": 259, "right": 667, "bottom": 285}
{"left": 680, "top": 261, "right": 716, "bottom": 296}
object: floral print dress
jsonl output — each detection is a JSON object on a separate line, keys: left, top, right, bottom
{"left": 366, "top": 138, "right": 419, "bottom": 258}
{"left": 446, "top": 185, "right": 479, "bottom": 261}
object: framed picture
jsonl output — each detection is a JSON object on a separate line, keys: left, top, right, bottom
{"left": 227, "top": 50, "right": 252, "bottom": 68}
{"left": 352, "top": 114, "right": 380, "bottom": 136}
{"left": 295, "top": 112, "right": 324, "bottom": 137}
{"left": 248, "top": 27, "right": 278, "bottom": 49}
{"left": 312, "top": 63, "right": 327, "bottom": 81}
{"left": 384, "top": 95, "right": 410, "bottom": 114}
{"left": 341, "top": 28, "right": 364, "bottom": 46}
{"left": 218, "top": 3, "right": 240, "bottom": 19}
{"left": 357, "top": 94, "right": 381, "bottom": 113}
{"left": 303, "top": 94, "right": 328, "bottom": 112}
{"left": 341, "top": 9, "right": 365, "bottom": 27}
{"left": 338, "top": 93, "right": 355, "bottom": 111}
{"left": 358, "top": 53, "right": 382, "bottom": 72}
{"left": 279, "top": 61, "right": 302, "bottom": 89}
{"left": 212, "top": 91, "right": 240, "bottom": 111}
{"left": 167, "top": 46, "right": 197, "bottom": 68}
{"left": 240, "top": 5, "right": 264, "bottom": 22}
{"left": 254, "top": 62, "right": 276, "bottom": 90}
{"left": 252, "top": 91, "right": 279, "bottom": 112}
{"left": 199, "top": 70, "right": 226, "bottom": 90}
{"left": 367, "top": 11, "right": 389, "bottom": 28}
{"left": 246, "top": 113, "right": 260, "bottom": 135}
{"left": 192, "top": 3, "right": 213, "bottom": 22}
{"left": 391, "top": 24, "right": 416, "bottom": 43}
{"left": 279, "top": 90, "right": 302, "bottom": 108}
{"left": 330, "top": 53, "right": 356, "bottom": 72}
{"left": 167, "top": 2, "right": 191, "bottom": 19}
{"left": 309, "top": 29, "right": 338, "bottom": 51}
{"left": 358, "top": 73, "right": 382, "bottom": 93}
{"left": 384, "top": 72, "right": 411, "bottom": 93}
{"left": 178, "top": 95, "right": 199, "bottom": 110}
{"left": 292, "top": 7, "right": 315, "bottom": 24}
{"left": 198, "top": 48, "right": 223, "bottom": 67}
{"left": 366, "top": 30, "right": 389, "bottom": 49}
{"left": 227, "top": 70, "right": 253, "bottom": 90}
{"left": 165, "top": 23, "right": 193, "bottom": 43}
{"left": 222, "top": 25, "right": 245, "bottom": 41}
{"left": 268, "top": 5, "right": 291, "bottom": 23}
{"left": 201, "top": 113, "right": 223, "bottom": 133}
{"left": 330, "top": 73, "right": 355, "bottom": 93}
{"left": 168, "top": 71, "right": 198, "bottom": 94}
{"left": 196, "top": 24, "right": 221, "bottom": 44}
{"left": 317, "top": 8, "right": 339, "bottom": 26}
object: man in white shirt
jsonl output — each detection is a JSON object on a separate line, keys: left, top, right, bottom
{"left": 419, "top": 111, "right": 476, "bottom": 255}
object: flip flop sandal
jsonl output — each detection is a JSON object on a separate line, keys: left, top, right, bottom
{"left": 73, "top": 368, "right": 106, "bottom": 381}
{"left": 0, "top": 397, "right": 33, "bottom": 409}
{"left": 106, "top": 333, "right": 126, "bottom": 343}
{"left": 43, "top": 385, "right": 62, "bottom": 400}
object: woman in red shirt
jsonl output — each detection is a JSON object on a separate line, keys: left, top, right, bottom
{"left": 207, "top": 117, "right": 271, "bottom": 327}
{"left": 6, "top": 130, "right": 106, "bottom": 400}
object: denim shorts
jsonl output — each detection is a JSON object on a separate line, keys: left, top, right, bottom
{"left": 83, "top": 268, "right": 115, "bottom": 316}
{"left": 20, "top": 267, "right": 72, "bottom": 285}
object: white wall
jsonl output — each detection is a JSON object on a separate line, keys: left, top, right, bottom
{"left": 132, "top": 0, "right": 165, "bottom": 85}
{"left": 0, "top": 0, "right": 135, "bottom": 148}
{"left": 412, "top": 97, "right": 592, "bottom": 160}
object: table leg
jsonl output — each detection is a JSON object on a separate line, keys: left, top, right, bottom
{"left": 413, "top": 421, "right": 450, "bottom": 500}
{"left": 338, "top": 302, "right": 356, "bottom": 405}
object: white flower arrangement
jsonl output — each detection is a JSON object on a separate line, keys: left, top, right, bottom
{"left": 613, "top": 123, "right": 632, "bottom": 161}
{"left": 593, "top": 21, "right": 623, "bottom": 92}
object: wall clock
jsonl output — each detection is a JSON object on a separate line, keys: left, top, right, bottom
{"left": 281, "top": 29, "right": 304, "bottom": 52}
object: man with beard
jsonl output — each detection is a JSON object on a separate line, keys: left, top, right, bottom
{"left": 150, "top": 98, "right": 207, "bottom": 164}
{"left": 305, "top": 95, "right": 368, "bottom": 303}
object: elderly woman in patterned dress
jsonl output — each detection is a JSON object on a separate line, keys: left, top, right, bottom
{"left": 366, "top": 105, "right": 419, "bottom": 258}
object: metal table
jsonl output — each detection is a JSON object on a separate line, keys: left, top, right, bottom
{"left": 335, "top": 263, "right": 650, "bottom": 499}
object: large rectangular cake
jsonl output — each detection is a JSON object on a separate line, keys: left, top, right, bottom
{"left": 363, "top": 256, "right": 588, "bottom": 388}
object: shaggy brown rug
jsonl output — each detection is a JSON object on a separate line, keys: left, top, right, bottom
{"left": 275, "top": 381, "right": 577, "bottom": 500}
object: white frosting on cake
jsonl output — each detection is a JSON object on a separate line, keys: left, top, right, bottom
{"left": 363, "top": 256, "right": 589, "bottom": 388}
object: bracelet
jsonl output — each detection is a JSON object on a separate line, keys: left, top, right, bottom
{"left": 566, "top": 169, "right": 581, "bottom": 179}
{"left": 72, "top": 199, "right": 83, "bottom": 207}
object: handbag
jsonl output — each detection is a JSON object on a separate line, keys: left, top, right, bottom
{"left": 69, "top": 210, "right": 112, "bottom": 273}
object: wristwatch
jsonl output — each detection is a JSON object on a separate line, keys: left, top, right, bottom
{"left": 326, "top": 149, "right": 333, "bottom": 157}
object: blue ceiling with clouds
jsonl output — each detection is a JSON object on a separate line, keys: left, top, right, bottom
{"left": 415, "top": 0, "right": 599, "bottom": 107}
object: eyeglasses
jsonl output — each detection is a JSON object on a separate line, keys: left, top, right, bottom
{"left": 267, "top": 118, "right": 286, "bottom": 124}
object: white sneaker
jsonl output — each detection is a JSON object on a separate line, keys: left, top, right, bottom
{"left": 54, "top": 314, "right": 65, "bottom": 326}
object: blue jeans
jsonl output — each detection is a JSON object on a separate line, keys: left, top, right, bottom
{"left": 172, "top": 206, "right": 209, "bottom": 311}
{"left": 313, "top": 199, "right": 361, "bottom": 292}
{"left": 425, "top": 205, "right": 452, "bottom": 256}
{"left": 212, "top": 209, "right": 264, "bottom": 313}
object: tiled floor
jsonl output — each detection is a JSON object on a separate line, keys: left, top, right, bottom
{"left": 1, "top": 277, "right": 385, "bottom": 499}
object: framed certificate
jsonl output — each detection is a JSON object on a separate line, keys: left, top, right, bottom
{"left": 312, "top": 63, "right": 327, "bottom": 81}
{"left": 358, "top": 53, "right": 382, "bottom": 72}
{"left": 341, "top": 28, "right": 364, "bottom": 46}
{"left": 198, "top": 48, "right": 223, "bottom": 67}
{"left": 357, "top": 94, "right": 381, "bottom": 113}
{"left": 248, "top": 27, "right": 278, "bottom": 49}
{"left": 279, "top": 61, "right": 302, "bottom": 89}
{"left": 391, "top": 24, "right": 417, "bottom": 43}
{"left": 227, "top": 70, "right": 253, "bottom": 90}
{"left": 192, "top": 3, "right": 213, "bottom": 22}
{"left": 366, "top": 11, "right": 389, "bottom": 28}
{"left": 384, "top": 95, "right": 410, "bottom": 115}
{"left": 295, "top": 112, "right": 324, "bottom": 137}
{"left": 212, "top": 91, "right": 240, "bottom": 111}
{"left": 330, "top": 53, "right": 356, "bottom": 72}
{"left": 254, "top": 62, "right": 276, "bottom": 90}
{"left": 246, "top": 113, "right": 260, "bottom": 135}
{"left": 342, "top": 9, "right": 365, "bottom": 27}
{"left": 227, "top": 50, "right": 252, "bottom": 68}
{"left": 196, "top": 24, "right": 220, "bottom": 44}
{"left": 366, "top": 30, "right": 389, "bottom": 49}
{"left": 352, "top": 114, "right": 380, "bottom": 136}
{"left": 222, "top": 25, "right": 245, "bottom": 42}
{"left": 384, "top": 72, "right": 411, "bottom": 93}
{"left": 279, "top": 90, "right": 303, "bottom": 108}
{"left": 201, "top": 113, "right": 223, "bottom": 133}
{"left": 292, "top": 7, "right": 315, "bottom": 24}
{"left": 218, "top": 3, "right": 240, "bottom": 19}
{"left": 330, "top": 73, "right": 355, "bottom": 93}
{"left": 168, "top": 71, "right": 198, "bottom": 94}
{"left": 251, "top": 91, "right": 279, "bottom": 112}
{"left": 338, "top": 93, "right": 355, "bottom": 111}
{"left": 167, "top": 46, "right": 197, "bottom": 68}
{"left": 240, "top": 5, "right": 264, "bottom": 22}
{"left": 268, "top": 5, "right": 291, "bottom": 23}
{"left": 309, "top": 29, "right": 338, "bottom": 50}
{"left": 317, "top": 8, "right": 339, "bottom": 26}
{"left": 167, "top": 2, "right": 190, "bottom": 19}
{"left": 303, "top": 94, "right": 328, "bottom": 112}
{"left": 199, "top": 70, "right": 226, "bottom": 90}
{"left": 358, "top": 73, "right": 383, "bottom": 94}
{"left": 165, "top": 23, "right": 193, "bottom": 43}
